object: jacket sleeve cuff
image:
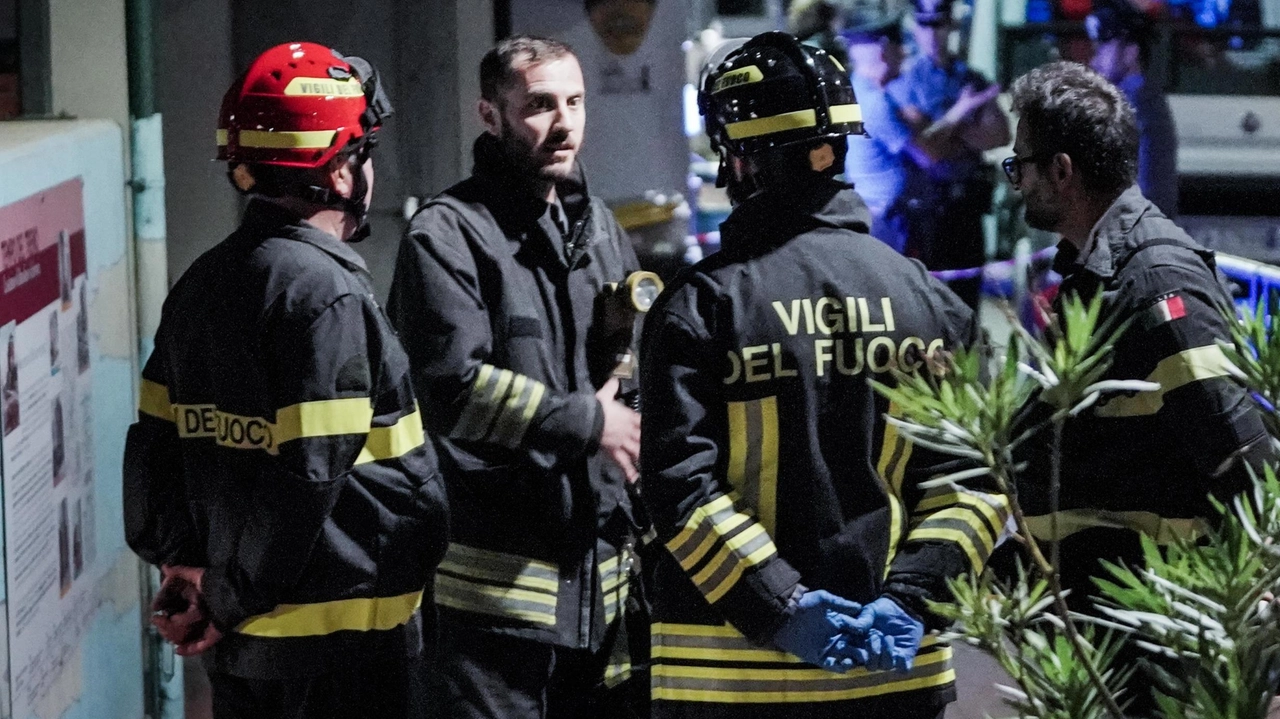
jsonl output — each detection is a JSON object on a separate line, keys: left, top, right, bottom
{"left": 883, "top": 576, "right": 948, "bottom": 632}
{"left": 531, "top": 391, "right": 602, "bottom": 461}
{"left": 201, "top": 567, "right": 253, "bottom": 634}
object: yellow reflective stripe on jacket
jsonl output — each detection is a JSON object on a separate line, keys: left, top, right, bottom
{"left": 1025, "top": 509, "right": 1208, "bottom": 545}
{"left": 355, "top": 406, "right": 425, "bottom": 465}
{"left": 727, "top": 397, "right": 779, "bottom": 534}
{"left": 666, "top": 494, "right": 780, "bottom": 605}
{"left": 907, "top": 484, "right": 1009, "bottom": 572}
{"left": 274, "top": 397, "right": 373, "bottom": 444}
{"left": 163, "top": 397, "right": 387, "bottom": 456}
{"left": 452, "top": 364, "right": 547, "bottom": 448}
{"left": 138, "top": 379, "right": 173, "bottom": 421}
{"left": 877, "top": 401, "right": 912, "bottom": 576}
{"left": 235, "top": 590, "right": 422, "bottom": 638}
{"left": 599, "top": 552, "right": 631, "bottom": 626}
{"left": 1095, "top": 344, "right": 1236, "bottom": 418}
{"left": 651, "top": 622, "right": 954, "bottom": 703}
{"left": 433, "top": 543, "right": 559, "bottom": 626}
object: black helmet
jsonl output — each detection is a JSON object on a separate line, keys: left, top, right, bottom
{"left": 699, "top": 31, "right": 862, "bottom": 159}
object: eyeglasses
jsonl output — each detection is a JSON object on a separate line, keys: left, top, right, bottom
{"left": 1002, "top": 152, "right": 1053, "bottom": 185}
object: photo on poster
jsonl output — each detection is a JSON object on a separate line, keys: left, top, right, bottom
{"left": 57, "top": 229, "right": 72, "bottom": 311}
{"left": 48, "top": 310, "right": 58, "bottom": 372}
{"left": 57, "top": 498, "right": 70, "bottom": 597}
{"left": 76, "top": 283, "right": 88, "bottom": 374}
{"left": 72, "top": 499, "right": 83, "bottom": 580}
{"left": 51, "top": 395, "right": 65, "bottom": 487}
{"left": 3, "top": 326, "right": 18, "bottom": 435}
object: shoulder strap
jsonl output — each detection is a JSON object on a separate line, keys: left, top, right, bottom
{"left": 1113, "top": 237, "right": 1216, "bottom": 275}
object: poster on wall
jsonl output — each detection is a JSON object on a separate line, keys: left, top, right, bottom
{"left": 0, "top": 178, "right": 97, "bottom": 719}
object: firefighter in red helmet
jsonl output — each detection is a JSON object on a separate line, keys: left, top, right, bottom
{"left": 124, "top": 42, "right": 447, "bottom": 719}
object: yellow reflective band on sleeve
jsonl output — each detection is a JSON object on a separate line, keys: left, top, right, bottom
{"left": 1025, "top": 509, "right": 1208, "bottom": 545}
{"left": 433, "top": 543, "right": 560, "bottom": 627}
{"left": 282, "top": 76, "right": 364, "bottom": 97}
{"left": 912, "top": 489, "right": 1009, "bottom": 541}
{"left": 235, "top": 590, "right": 422, "bottom": 638}
{"left": 907, "top": 527, "right": 984, "bottom": 570}
{"left": 452, "top": 364, "right": 547, "bottom": 449}
{"left": 274, "top": 397, "right": 373, "bottom": 445}
{"left": 215, "top": 129, "right": 228, "bottom": 146}
{"left": 355, "top": 407, "right": 426, "bottom": 465}
{"left": 666, "top": 491, "right": 780, "bottom": 606}
{"left": 828, "top": 103, "right": 862, "bottom": 124}
{"left": 651, "top": 623, "right": 954, "bottom": 703}
{"left": 236, "top": 129, "right": 338, "bottom": 150}
{"left": 725, "top": 110, "right": 818, "bottom": 140}
{"left": 138, "top": 379, "right": 173, "bottom": 421}
{"left": 1095, "top": 344, "right": 1236, "bottom": 418}
{"left": 168, "top": 397, "right": 377, "bottom": 455}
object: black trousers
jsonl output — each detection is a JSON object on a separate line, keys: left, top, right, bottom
{"left": 208, "top": 655, "right": 420, "bottom": 719}
{"left": 430, "top": 619, "right": 643, "bottom": 719}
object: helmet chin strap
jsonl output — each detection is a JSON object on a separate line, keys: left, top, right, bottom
{"left": 301, "top": 141, "right": 374, "bottom": 242}
{"left": 717, "top": 155, "right": 762, "bottom": 206}
{"left": 342, "top": 151, "right": 373, "bottom": 243}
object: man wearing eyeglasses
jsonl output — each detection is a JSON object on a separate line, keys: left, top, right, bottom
{"left": 886, "top": 0, "right": 1010, "bottom": 309}
{"left": 1003, "top": 64, "right": 1270, "bottom": 711}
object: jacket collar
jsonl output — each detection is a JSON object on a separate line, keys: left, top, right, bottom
{"left": 719, "top": 179, "right": 874, "bottom": 251}
{"left": 1051, "top": 184, "right": 1151, "bottom": 281}
{"left": 239, "top": 198, "right": 371, "bottom": 277}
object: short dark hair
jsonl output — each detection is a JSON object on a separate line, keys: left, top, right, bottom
{"left": 1010, "top": 61, "right": 1138, "bottom": 195}
{"left": 480, "top": 35, "right": 576, "bottom": 103}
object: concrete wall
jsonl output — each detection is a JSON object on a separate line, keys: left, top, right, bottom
{"left": 157, "top": 0, "right": 239, "bottom": 289}
{"left": 511, "top": 0, "right": 691, "bottom": 204}
{"left": 47, "top": 0, "right": 129, "bottom": 134}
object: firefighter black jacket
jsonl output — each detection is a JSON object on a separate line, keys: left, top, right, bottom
{"left": 123, "top": 200, "right": 449, "bottom": 679}
{"left": 1016, "top": 185, "right": 1273, "bottom": 606}
{"left": 639, "top": 179, "right": 1006, "bottom": 714}
{"left": 386, "top": 134, "right": 641, "bottom": 651}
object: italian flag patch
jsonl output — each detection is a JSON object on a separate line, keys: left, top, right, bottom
{"left": 1149, "top": 294, "right": 1187, "bottom": 325}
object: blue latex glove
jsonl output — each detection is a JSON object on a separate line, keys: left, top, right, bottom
{"left": 771, "top": 589, "right": 864, "bottom": 672}
{"left": 848, "top": 596, "right": 925, "bottom": 672}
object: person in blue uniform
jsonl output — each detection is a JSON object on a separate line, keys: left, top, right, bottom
{"left": 1088, "top": 0, "right": 1179, "bottom": 216}
{"left": 843, "top": 15, "right": 911, "bottom": 253}
{"left": 889, "top": 0, "right": 1010, "bottom": 308}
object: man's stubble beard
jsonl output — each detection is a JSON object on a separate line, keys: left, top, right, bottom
{"left": 1023, "top": 188, "right": 1063, "bottom": 233}
{"left": 498, "top": 116, "right": 576, "bottom": 183}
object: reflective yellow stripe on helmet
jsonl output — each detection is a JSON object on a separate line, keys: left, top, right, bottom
{"left": 725, "top": 109, "right": 817, "bottom": 140}
{"left": 828, "top": 103, "right": 863, "bottom": 124}
{"left": 236, "top": 129, "right": 338, "bottom": 149}
{"left": 724, "top": 103, "right": 862, "bottom": 141}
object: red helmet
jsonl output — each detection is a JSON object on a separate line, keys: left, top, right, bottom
{"left": 217, "top": 42, "right": 383, "bottom": 169}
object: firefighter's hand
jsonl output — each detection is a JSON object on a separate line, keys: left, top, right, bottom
{"left": 596, "top": 378, "right": 641, "bottom": 484}
{"left": 151, "top": 566, "right": 224, "bottom": 656}
{"left": 772, "top": 589, "right": 865, "bottom": 672}
{"left": 175, "top": 618, "right": 224, "bottom": 657}
{"left": 151, "top": 566, "right": 205, "bottom": 645}
{"left": 847, "top": 596, "right": 924, "bottom": 673}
